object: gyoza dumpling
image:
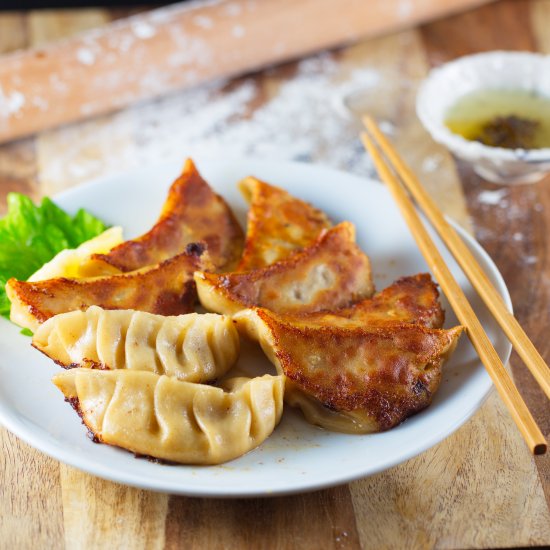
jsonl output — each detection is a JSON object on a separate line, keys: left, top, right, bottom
{"left": 53, "top": 370, "right": 284, "bottom": 465}
{"left": 237, "top": 176, "right": 331, "bottom": 270}
{"left": 195, "top": 222, "right": 374, "bottom": 316}
{"left": 7, "top": 243, "right": 209, "bottom": 332}
{"left": 300, "top": 273, "right": 445, "bottom": 329}
{"left": 234, "top": 307, "right": 462, "bottom": 434}
{"left": 33, "top": 306, "right": 239, "bottom": 383}
{"left": 91, "top": 159, "right": 244, "bottom": 273}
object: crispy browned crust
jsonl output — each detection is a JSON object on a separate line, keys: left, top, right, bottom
{"left": 237, "top": 176, "right": 332, "bottom": 270}
{"left": 91, "top": 159, "right": 244, "bottom": 272}
{"left": 302, "top": 273, "right": 444, "bottom": 329}
{"left": 7, "top": 243, "right": 209, "bottom": 330}
{"left": 65, "top": 397, "right": 102, "bottom": 443}
{"left": 195, "top": 222, "right": 374, "bottom": 316}
{"left": 243, "top": 308, "right": 462, "bottom": 432}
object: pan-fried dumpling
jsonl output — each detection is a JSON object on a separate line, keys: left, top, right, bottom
{"left": 7, "top": 243, "right": 210, "bottom": 332}
{"left": 28, "top": 226, "right": 124, "bottom": 281}
{"left": 90, "top": 159, "right": 244, "bottom": 273}
{"left": 237, "top": 176, "right": 331, "bottom": 270}
{"left": 302, "top": 273, "right": 445, "bottom": 329}
{"left": 234, "top": 307, "right": 462, "bottom": 434}
{"left": 53, "top": 369, "right": 284, "bottom": 465}
{"left": 33, "top": 306, "right": 239, "bottom": 382}
{"left": 195, "top": 222, "right": 374, "bottom": 316}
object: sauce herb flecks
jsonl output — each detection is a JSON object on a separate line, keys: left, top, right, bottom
{"left": 445, "top": 89, "right": 550, "bottom": 149}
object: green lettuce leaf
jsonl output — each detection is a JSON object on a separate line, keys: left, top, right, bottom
{"left": 0, "top": 193, "right": 108, "bottom": 319}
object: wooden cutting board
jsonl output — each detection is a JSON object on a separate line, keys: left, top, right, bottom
{"left": 1, "top": 2, "right": 549, "bottom": 549}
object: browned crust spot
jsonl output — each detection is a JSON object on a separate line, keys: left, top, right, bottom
{"left": 92, "top": 159, "right": 243, "bottom": 272}
{"left": 255, "top": 308, "right": 461, "bottom": 431}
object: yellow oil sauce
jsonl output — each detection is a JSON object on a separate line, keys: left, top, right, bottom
{"left": 444, "top": 89, "right": 550, "bottom": 149}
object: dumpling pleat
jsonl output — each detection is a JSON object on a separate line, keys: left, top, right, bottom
{"left": 53, "top": 370, "right": 284, "bottom": 465}
{"left": 33, "top": 306, "right": 240, "bottom": 383}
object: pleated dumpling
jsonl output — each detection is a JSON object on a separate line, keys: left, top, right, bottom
{"left": 7, "top": 243, "right": 209, "bottom": 331}
{"left": 236, "top": 176, "right": 331, "bottom": 270}
{"left": 234, "top": 307, "right": 462, "bottom": 434}
{"left": 33, "top": 306, "right": 239, "bottom": 383}
{"left": 53, "top": 370, "right": 285, "bottom": 465}
{"left": 195, "top": 222, "right": 374, "bottom": 316}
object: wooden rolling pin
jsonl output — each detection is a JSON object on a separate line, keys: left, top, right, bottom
{"left": 0, "top": 0, "right": 492, "bottom": 143}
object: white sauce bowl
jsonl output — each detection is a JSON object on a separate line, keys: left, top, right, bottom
{"left": 416, "top": 51, "right": 550, "bottom": 184}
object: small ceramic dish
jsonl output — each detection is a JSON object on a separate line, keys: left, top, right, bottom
{"left": 417, "top": 51, "right": 550, "bottom": 184}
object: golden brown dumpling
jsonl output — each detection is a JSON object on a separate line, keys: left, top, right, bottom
{"left": 33, "top": 306, "right": 239, "bottom": 383}
{"left": 7, "top": 244, "right": 209, "bottom": 332}
{"left": 234, "top": 307, "right": 462, "bottom": 434}
{"left": 53, "top": 370, "right": 285, "bottom": 465}
{"left": 237, "top": 176, "right": 331, "bottom": 270}
{"left": 90, "top": 159, "right": 244, "bottom": 273}
{"left": 302, "top": 273, "right": 445, "bottom": 329}
{"left": 195, "top": 222, "right": 374, "bottom": 316}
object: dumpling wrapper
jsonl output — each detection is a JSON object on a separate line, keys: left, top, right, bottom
{"left": 90, "top": 159, "right": 244, "bottom": 273}
{"left": 302, "top": 273, "right": 445, "bottom": 329}
{"left": 33, "top": 306, "right": 239, "bottom": 383}
{"left": 234, "top": 307, "right": 462, "bottom": 434}
{"left": 195, "top": 222, "right": 374, "bottom": 316}
{"left": 28, "top": 226, "right": 124, "bottom": 281}
{"left": 237, "top": 176, "right": 331, "bottom": 270}
{"left": 53, "top": 370, "right": 284, "bottom": 465}
{"left": 7, "top": 243, "right": 210, "bottom": 332}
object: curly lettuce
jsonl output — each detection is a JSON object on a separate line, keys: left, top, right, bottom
{"left": 0, "top": 193, "right": 108, "bottom": 319}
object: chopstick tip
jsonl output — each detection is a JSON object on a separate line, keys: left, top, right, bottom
{"left": 534, "top": 442, "right": 547, "bottom": 455}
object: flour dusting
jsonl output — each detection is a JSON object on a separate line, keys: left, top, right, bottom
{"left": 131, "top": 21, "right": 157, "bottom": 39}
{"left": 39, "top": 52, "right": 381, "bottom": 187}
{"left": 477, "top": 189, "right": 509, "bottom": 206}
{"left": 0, "top": 87, "right": 25, "bottom": 117}
{"left": 76, "top": 48, "right": 96, "bottom": 66}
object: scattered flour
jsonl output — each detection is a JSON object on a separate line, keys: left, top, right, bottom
{"left": 232, "top": 25, "right": 245, "bottom": 38}
{"left": 477, "top": 189, "right": 508, "bottom": 206}
{"left": 193, "top": 15, "right": 214, "bottom": 29}
{"left": 76, "top": 48, "right": 96, "bottom": 66}
{"left": 223, "top": 3, "right": 243, "bottom": 16}
{"left": 421, "top": 153, "right": 443, "bottom": 173}
{"left": 40, "top": 52, "right": 381, "bottom": 187}
{"left": 0, "top": 87, "right": 25, "bottom": 117}
{"left": 131, "top": 21, "right": 157, "bottom": 40}
{"left": 378, "top": 120, "right": 395, "bottom": 136}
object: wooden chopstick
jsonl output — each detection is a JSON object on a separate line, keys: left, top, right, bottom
{"left": 360, "top": 131, "right": 547, "bottom": 455}
{"left": 363, "top": 115, "right": 550, "bottom": 402}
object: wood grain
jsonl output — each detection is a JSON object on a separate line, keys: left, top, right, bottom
{"left": 337, "top": 30, "right": 472, "bottom": 230}
{"left": 165, "top": 486, "right": 360, "bottom": 550}
{"left": 0, "top": 13, "right": 37, "bottom": 213}
{"left": 351, "top": 392, "right": 550, "bottom": 549}
{"left": 421, "top": 0, "right": 535, "bottom": 64}
{"left": 422, "top": 0, "right": 550, "bottom": 509}
{"left": 1, "top": 2, "right": 550, "bottom": 549}
{"left": 0, "top": 15, "right": 64, "bottom": 550}
{"left": 60, "top": 467, "right": 168, "bottom": 550}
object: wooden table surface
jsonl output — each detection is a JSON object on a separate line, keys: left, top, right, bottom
{"left": 1, "top": 1, "right": 550, "bottom": 548}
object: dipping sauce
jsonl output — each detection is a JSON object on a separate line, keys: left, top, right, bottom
{"left": 445, "top": 89, "right": 550, "bottom": 149}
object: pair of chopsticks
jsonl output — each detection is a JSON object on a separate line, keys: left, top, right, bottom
{"left": 361, "top": 116, "right": 549, "bottom": 455}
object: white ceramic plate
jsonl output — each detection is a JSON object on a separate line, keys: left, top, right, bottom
{"left": 0, "top": 156, "right": 512, "bottom": 497}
